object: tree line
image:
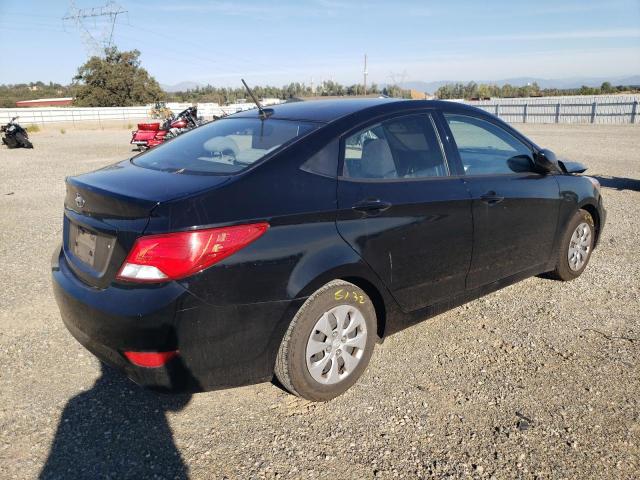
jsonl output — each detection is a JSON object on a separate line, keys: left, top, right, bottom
{"left": 0, "top": 82, "right": 73, "bottom": 108}
{"left": 166, "top": 81, "right": 394, "bottom": 104}
{"left": 1, "top": 47, "right": 637, "bottom": 107}
{"left": 435, "top": 81, "right": 640, "bottom": 100}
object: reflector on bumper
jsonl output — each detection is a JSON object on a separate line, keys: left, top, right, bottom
{"left": 124, "top": 350, "right": 179, "bottom": 368}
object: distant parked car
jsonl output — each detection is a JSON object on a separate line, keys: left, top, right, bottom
{"left": 52, "top": 99, "right": 605, "bottom": 401}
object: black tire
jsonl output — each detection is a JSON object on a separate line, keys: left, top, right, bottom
{"left": 3, "top": 135, "right": 19, "bottom": 149}
{"left": 548, "top": 209, "right": 595, "bottom": 281}
{"left": 274, "top": 280, "right": 377, "bottom": 401}
{"left": 15, "top": 132, "right": 33, "bottom": 148}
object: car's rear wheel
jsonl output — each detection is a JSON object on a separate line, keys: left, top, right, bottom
{"left": 549, "top": 209, "right": 595, "bottom": 281}
{"left": 274, "top": 280, "right": 377, "bottom": 401}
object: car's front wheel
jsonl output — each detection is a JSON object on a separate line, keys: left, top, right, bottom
{"left": 549, "top": 209, "right": 595, "bottom": 281}
{"left": 274, "top": 280, "right": 377, "bottom": 401}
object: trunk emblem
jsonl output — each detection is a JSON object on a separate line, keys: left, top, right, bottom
{"left": 75, "top": 193, "right": 85, "bottom": 209}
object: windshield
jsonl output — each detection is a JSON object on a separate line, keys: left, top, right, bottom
{"left": 133, "top": 117, "right": 319, "bottom": 174}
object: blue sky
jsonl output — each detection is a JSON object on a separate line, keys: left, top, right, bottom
{"left": 0, "top": 0, "right": 639, "bottom": 87}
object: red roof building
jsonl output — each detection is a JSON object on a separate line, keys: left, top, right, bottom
{"left": 15, "top": 97, "right": 74, "bottom": 107}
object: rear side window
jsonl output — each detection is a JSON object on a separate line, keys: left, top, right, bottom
{"left": 343, "top": 114, "right": 448, "bottom": 179}
{"left": 300, "top": 140, "right": 339, "bottom": 177}
{"left": 134, "top": 118, "right": 319, "bottom": 174}
{"left": 444, "top": 114, "right": 534, "bottom": 175}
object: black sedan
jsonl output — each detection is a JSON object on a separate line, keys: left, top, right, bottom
{"left": 52, "top": 99, "right": 605, "bottom": 401}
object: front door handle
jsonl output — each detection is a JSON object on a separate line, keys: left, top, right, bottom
{"left": 352, "top": 199, "right": 392, "bottom": 214}
{"left": 480, "top": 191, "right": 505, "bottom": 205}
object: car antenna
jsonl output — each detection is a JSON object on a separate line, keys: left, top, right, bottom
{"left": 241, "top": 79, "right": 273, "bottom": 119}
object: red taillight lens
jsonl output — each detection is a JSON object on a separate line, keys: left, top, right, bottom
{"left": 124, "top": 350, "right": 179, "bottom": 368}
{"left": 116, "top": 222, "right": 269, "bottom": 283}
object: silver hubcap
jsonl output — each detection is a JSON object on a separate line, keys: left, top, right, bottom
{"left": 568, "top": 222, "right": 592, "bottom": 271}
{"left": 305, "top": 305, "right": 367, "bottom": 385}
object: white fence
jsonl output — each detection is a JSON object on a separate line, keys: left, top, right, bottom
{"left": 0, "top": 101, "right": 271, "bottom": 125}
{"left": 464, "top": 95, "right": 640, "bottom": 124}
{"left": 3, "top": 95, "right": 637, "bottom": 126}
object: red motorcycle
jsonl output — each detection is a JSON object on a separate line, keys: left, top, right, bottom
{"left": 130, "top": 106, "right": 199, "bottom": 150}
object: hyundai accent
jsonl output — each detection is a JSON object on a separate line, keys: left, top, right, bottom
{"left": 52, "top": 99, "right": 605, "bottom": 401}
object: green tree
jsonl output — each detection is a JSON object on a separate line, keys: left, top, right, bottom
{"left": 73, "top": 47, "right": 163, "bottom": 107}
{"left": 600, "top": 81, "right": 613, "bottom": 94}
{"left": 578, "top": 85, "right": 595, "bottom": 95}
{"left": 383, "top": 84, "right": 403, "bottom": 98}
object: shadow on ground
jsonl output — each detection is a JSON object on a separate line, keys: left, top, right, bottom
{"left": 39, "top": 364, "right": 192, "bottom": 480}
{"left": 593, "top": 176, "right": 640, "bottom": 192}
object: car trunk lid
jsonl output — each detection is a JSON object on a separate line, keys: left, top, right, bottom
{"left": 62, "top": 159, "right": 231, "bottom": 288}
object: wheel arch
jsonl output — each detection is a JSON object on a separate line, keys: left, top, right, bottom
{"left": 578, "top": 201, "right": 601, "bottom": 247}
{"left": 289, "top": 259, "right": 395, "bottom": 342}
{"left": 340, "top": 275, "right": 388, "bottom": 340}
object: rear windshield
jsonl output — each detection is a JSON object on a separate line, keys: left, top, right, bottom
{"left": 133, "top": 117, "right": 319, "bottom": 174}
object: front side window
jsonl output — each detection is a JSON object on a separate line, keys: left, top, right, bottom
{"left": 343, "top": 114, "right": 448, "bottom": 180}
{"left": 134, "top": 118, "right": 319, "bottom": 174}
{"left": 444, "top": 114, "right": 534, "bottom": 175}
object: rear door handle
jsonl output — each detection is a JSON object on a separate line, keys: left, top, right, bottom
{"left": 352, "top": 199, "right": 392, "bottom": 214}
{"left": 480, "top": 191, "right": 504, "bottom": 205}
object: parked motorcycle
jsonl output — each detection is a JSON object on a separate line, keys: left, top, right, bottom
{"left": 130, "top": 106, "right": 201, "bottom": 150}
{"left": 1, "top": 116, "right": 33, "bottom": 149}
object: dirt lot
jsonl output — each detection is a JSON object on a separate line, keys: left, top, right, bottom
{"left": 1, "top": 124, "right": 638, "bottom": 479}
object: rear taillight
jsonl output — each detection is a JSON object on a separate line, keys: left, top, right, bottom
{"left": 116, "top": 222, "right": 269, "bottom": 283}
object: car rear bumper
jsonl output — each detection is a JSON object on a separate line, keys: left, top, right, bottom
{"left": 52, "top": 245, "right": 303, "bottom": 393}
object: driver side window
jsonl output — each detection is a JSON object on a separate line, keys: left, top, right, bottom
{"left": 444, "top": 114, "right": 534, "bottom": 175}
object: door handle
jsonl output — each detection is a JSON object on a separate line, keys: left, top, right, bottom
{"left": 480, "top": 191, "right": 505, "bottom": 205}
{"left": 352, "top": 199, "right": 392, "bottom": 214}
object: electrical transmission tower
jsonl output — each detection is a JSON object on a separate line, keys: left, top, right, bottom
{"left": 389, "top": 70, "right": 408, "bottom": 88}
{"left": 63, "top": 1, "right": 127, "bottom": 57}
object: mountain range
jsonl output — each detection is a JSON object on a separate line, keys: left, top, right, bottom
{"left": 398, "top": 75, "right": 640, "bottom": 93}
{"left": 161, "top": 75, "right": 640, "bottom": 93}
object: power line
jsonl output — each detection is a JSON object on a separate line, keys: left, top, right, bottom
{"left": 0, "top": 12, "right": 60, "bottom": 19}
{"left": 115, "top": 30, "right": 249, "bottom": 76}
{"left": 120, "top": 23, "right": 272, "bottom": 71}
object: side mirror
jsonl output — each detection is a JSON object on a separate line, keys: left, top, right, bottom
{"left": 535, "top": 148, "right": 561, "bottom": 173}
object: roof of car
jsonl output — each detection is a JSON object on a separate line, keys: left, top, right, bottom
{"left": 231, "top": 98, "right": 481, "bottom": 123}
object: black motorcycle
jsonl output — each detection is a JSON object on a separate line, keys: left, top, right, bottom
{"left": 1, "top": 116, "right": 33, "bottom": 149}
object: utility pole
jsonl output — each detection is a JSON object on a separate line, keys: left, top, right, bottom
{"left": 363, "top": 54, "right": 368, "bottom": 95}
{"left": 63, "top": 0, "right": 127, "bottom": 56}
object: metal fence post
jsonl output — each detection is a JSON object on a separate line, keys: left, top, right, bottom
{"left": 555, "top": 103, "right": 561, "bottom": 123}
{"left": 495, "top": 104, "right": 499, "bottom": 117}
{"left": 591, "top": 102, "right": 597, "bottom": 124}
{"left": 631, "top": 100, "right": 638, "bottom": 124}
{"left": 523, "top": 104, "right": 527, "bottom": 123}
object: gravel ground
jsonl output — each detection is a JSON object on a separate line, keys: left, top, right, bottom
{"left": 0, "top": 124, "right": 638, "bottom": 479}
